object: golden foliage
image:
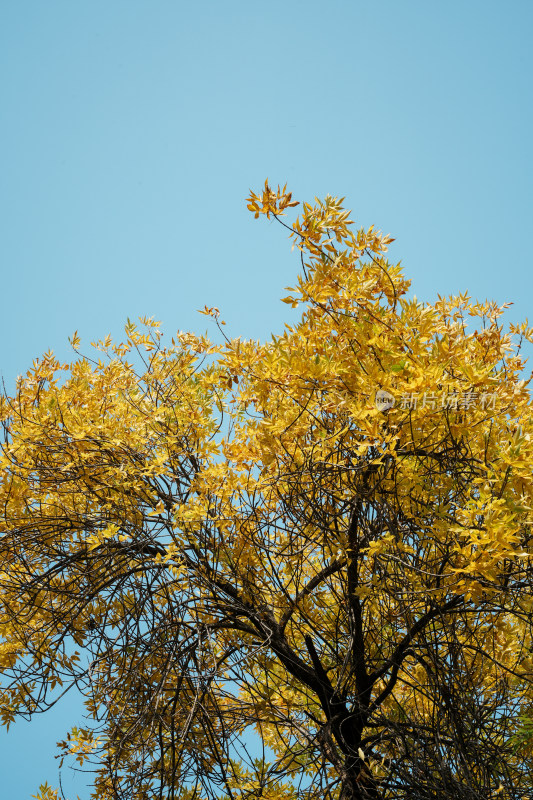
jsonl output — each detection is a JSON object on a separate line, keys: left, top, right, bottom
{"left": 1, "top": 185, "right": 533, "bottom": 799}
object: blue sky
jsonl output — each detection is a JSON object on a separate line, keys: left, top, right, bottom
{"left": 1, "top": 1, "right": 532, "bottom": 797}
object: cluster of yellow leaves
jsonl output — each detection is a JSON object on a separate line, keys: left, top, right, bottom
{"left": 57, "top": 726, "right": 100, "bottom": 767}
{"left": 246, "top": 179, "right": 299, "bottom": 219}
{"left": 31, "top": 784, "right": 61, "bottom": 800}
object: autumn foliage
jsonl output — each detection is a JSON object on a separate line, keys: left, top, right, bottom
{"left": 2, "top": 183, "right": 533, "bottom": 799}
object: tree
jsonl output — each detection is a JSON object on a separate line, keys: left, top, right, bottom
{"left": 1, "top": 183, "right": 533, "bottom": 800}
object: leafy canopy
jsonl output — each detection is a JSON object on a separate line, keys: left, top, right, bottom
{"left": 2, "top": 182, "right": 533, "bottom": 800}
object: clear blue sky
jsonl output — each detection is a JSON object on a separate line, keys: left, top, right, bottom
{"left": 1, "top": 1, "right": 532, "bottom": 796}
